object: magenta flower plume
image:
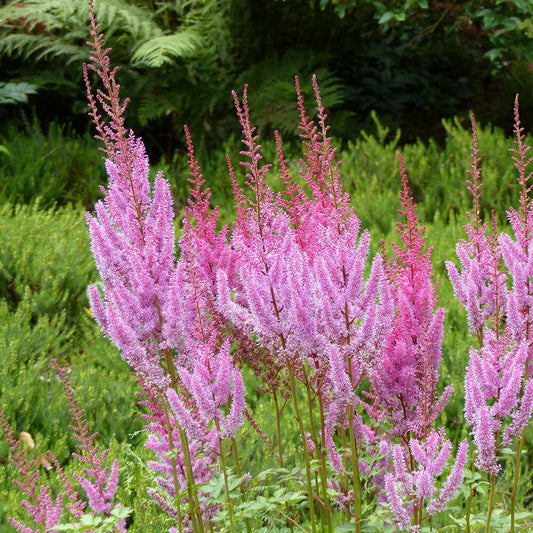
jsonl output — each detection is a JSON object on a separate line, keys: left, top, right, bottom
{"left": 162, "top": 130, "right": 233, "bottom": 352}
{"left": 217, "top": 79, "right": 392, "bottom": 374}
{"left": 371, "top": 154, "right": 449, "bottom": 440}
{"left": 446, "top": 114, "right": 508, "bottom": 344}
{"left": 449, "top": 103, "right": 533, "bottom": 475}
{"left": 84, "top": 3, "right": 176, "bottom": 387}
{"left": 54, "top": 362, "right": 123, "bottom": 525}
{"left": 385, "top": 429, "right": 468, "bottom": 530}
{"left": 171, "top": 340, "right": 246, "bottom": 440}
{"left": 0, "top": 359, "right": 125, "bottom": 533}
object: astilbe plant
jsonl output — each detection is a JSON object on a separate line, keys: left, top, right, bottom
{"left": 83, "top": 2, "right": 246, "bottom": 531}
{"left": 55, "top": 3, "right": 533, "bottom": 531}
{"left": 366, "top": 155, "right": 468, "bottom": 531}
{"left": 447, "top": 101, "right": 533, "bottom": 533}
{"left": 80, "top": 4, "right": 473, "bottom": 529}
{"left": 0, "top": 360, "right": 124, "bottom": 533}
{"left": 214, "top": 77, "right": 396, "bottom": 532}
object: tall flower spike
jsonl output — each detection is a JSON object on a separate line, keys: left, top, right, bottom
{"left": 448, "top": 101, "right": 533, "bottom": 483}
{"left": 84, "top": 1, "right": 176, "bottom": 387}
{"left": 371, "top": 153, "right": 448, "bottom": 440}
{"left": 53, "top": 361, "right": 123, "bottom": 523}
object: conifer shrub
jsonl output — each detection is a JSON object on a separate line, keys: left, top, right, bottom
{"left": 0, "top": 121, "right": 104, "bottom": 209}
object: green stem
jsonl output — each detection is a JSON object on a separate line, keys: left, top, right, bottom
{"left": 288, "top": 365, "right": 317, "bottom": 533}
{"left": 273, "top": 391, "right": 284, "bottom": 467}
{"left": 511, "top": 435, "right": 524, "bottom": 533}
{"left": 464, "top": 485, "right": 473, "bottom": 533}
{"left": 178, "top": 426, "right": 204, "bottom": 533}
{"left": 231, "top": 438, "right": 252, "bottom": 533}
{"left": 485, "top": 473, "right": 496, "bottom": 533}
{"left": 162, "top": 402, "right": 183, "bottom": 532}
{"left": 216, "top": 428, "right": 235, "bottom": 533}
{"left": 303, "top": 369, "right": 333, "bottom": 533}
{"left": 347, "top": 360, "right": 362, "bottom": 533}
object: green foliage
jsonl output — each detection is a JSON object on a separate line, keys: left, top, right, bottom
{"left": 0, "top": 81, "right": 38, "bottom": 104}
{"left": 0, "top": 0, "right": 159, "bottom": 62}
{"left": 0, "top": 203, "right": 95, "bottom": 323}
{"left": 340, "top": 112, "right": 533, "bottom": 234}
{"left": 132, "top": 31, "right": 202, "bottom": 67}
{"left": 239, "top": 53, "right": 345, "bottom": 136}
{"left": 52, "top": 505, "right": 132, "bottom": 532}
{"left": 315, "top": 0, "right": 533, "bottom": 64}
{"left": 0, "top": 120, "right": 105, "bottom": 209}
{"left": 4, "top": 0, "right": 527, "bottom": 159}
{"left": 0, "top": 0, "right": 235, "bottom": 156}
{"left": 0, "top": 203, "right": 143, "bottom": 531}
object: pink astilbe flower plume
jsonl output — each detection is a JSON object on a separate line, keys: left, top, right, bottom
{"left": 169, "top": 340, "right": 245, "bottom": 441}
{"left": 0, "top": 409, "right": 65, "bottom": 533}
{"left": 448, "top": 104, "right": 533, "bottom": 476}
{"left": 385, "top": 429, "right": 468, "bottom": 531}
{"left": 83, "top": 5, "right": 247, "bottom": 531}
{"left": 371, "top": 154, "right": 450, "bottom": 440}
{"left": 360, "top": 154, "right": 468, "bottom": 530}
{"left": 84, "top": 1, "right": 176, "bottom": 388}
{"left": 138, "top": 382, "right": 219, "bottom": 528}
{"left": 0, "top": 360, "right": 125, "bottom": 533}
{"left": 217, "top": 77, "right": 392, "bottom": 375}
{"left": 53, "top": 361, "right": 123, "bottom": 526}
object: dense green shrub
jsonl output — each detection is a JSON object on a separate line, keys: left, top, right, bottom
{"left": 0, "top": 203, "right": 143, "bottom": 530}
{"left": 0, "top": 203, "right": 96, "bottom": 323}
{"left": 0, "top": 121, "right": 104, "bottom": 208}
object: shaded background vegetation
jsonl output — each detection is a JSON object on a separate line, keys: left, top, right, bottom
{"left": 1, "top": 0, "right": 532, "bottom": 163}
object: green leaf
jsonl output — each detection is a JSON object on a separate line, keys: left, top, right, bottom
{"left": 0, "top": 82, "right": 39, "bottom": 104}
{"left": 132, "top": 31, "right": 201, "bottom": 67}
{"left": 377, "top": 11, "right": 395, "bottom": 25}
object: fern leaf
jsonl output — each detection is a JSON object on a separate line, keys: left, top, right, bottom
{"left": 0, "top": 33, "right": 84, "bottom": 61}
{"left": 132, "top": 31, "right": 201, "bottom": 67}
{"left": 0, "top": 0, "right": 161, "bottom": 61}
{"left": 91, "top": 0, "right": 159, "bottom": 41}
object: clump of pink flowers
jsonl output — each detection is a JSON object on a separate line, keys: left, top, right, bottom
{"left": 447, "top": 101, "right": 533, "bottom": 531}
{"left": 4, "top": 2, "right": 533, "bottom": 532}
{"left": 0, "top": 360, "right": 124, "bottom": 533}
{"left": 80, "top": 3, "right": 472, "bottom": 531}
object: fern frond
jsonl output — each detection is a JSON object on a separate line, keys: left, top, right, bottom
{"left": 137, "top": 91, "right": 181, "bottom": 126}
{"left": 0, "top": 0, "right": 161, "bottom": 61}
{"left": 132, "top": 31, "right": 201, "bottom": 67}
{"left": 91, "top": 0, "right": 159, "bottom": 41}
{"left": 0, "top": 33, "right": 84, "bottom": 62}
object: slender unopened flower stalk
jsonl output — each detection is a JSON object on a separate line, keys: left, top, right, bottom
{"left": 0, "top": 408, "right": 65, "bottom": 533}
